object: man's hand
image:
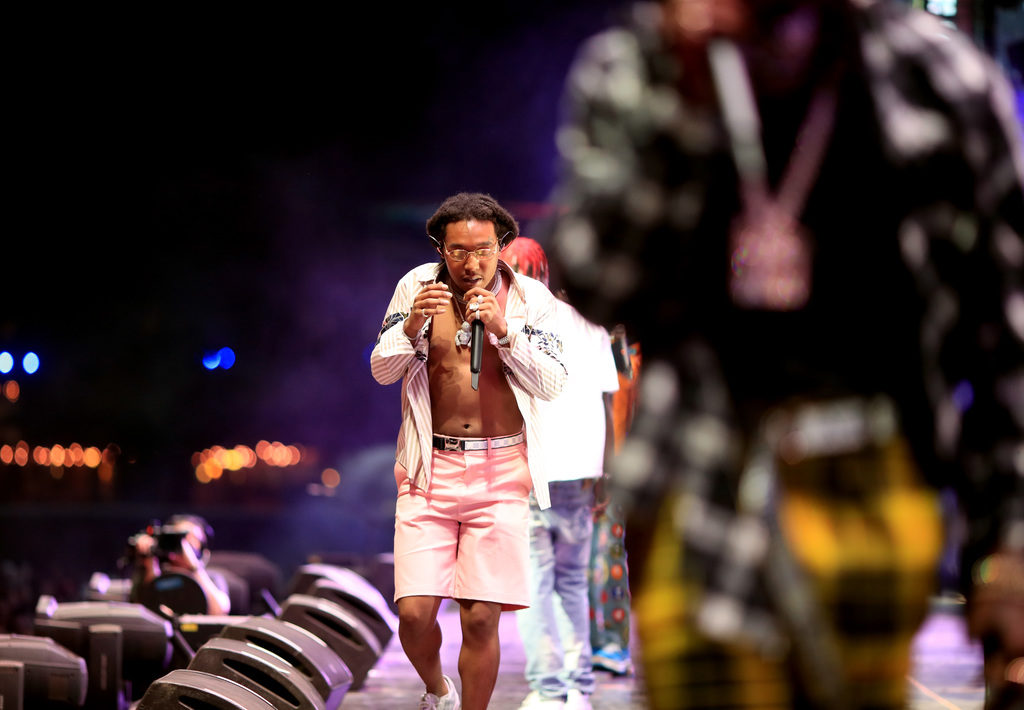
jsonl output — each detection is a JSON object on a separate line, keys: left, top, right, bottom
{"left": 167, "top": 535, "right": 202, "bottom": 572}
{"left": 405, "top": 282, "right": 452, "bottom": 338}
{"left": 132, "top": 533, "right": 156, "bottom": 558}
{"left": 464, "top": 286, "right": 507, "bottom": 339}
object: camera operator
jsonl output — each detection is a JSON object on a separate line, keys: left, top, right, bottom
{"left": 127, "top": 514, "right": 231, "bottom": 616}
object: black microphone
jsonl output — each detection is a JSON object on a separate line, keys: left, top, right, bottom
{"left": 470, "top": 318, "right": 484, "bottom": 390}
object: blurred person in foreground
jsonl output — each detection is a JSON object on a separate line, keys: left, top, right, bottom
{"left": 371, "top": 193, "right": 567, "bottom": 710}
{"left": 503, "top": 237, "right": 619, "bottom": 710}
{"left": 128, "top": 514, "right": 231, "bottom": 616}
{"left": 546, "top": 0, "right": 1024, "bottom": 708}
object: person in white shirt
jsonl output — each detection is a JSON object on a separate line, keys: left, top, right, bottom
{"left": 504, "top": 237, "right": 619, "bottom": 710}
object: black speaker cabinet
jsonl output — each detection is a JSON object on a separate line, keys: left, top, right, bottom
{"left": 135, "top": 669, "right": 276, "bottom": 709}
{"left": 278, "top": 595, "right": 382, "bottom": 691}
{"left": 83, "top": 573, "right": 132, "bottom": 603}
{"left": 208, "top": 550, "right": 285, "bottom": 615}
{"left": 133, "top": 571, "right": 210, "bottom": 616}
{"left": 289, "top": 558, "right": 395, "bottom": 614}
{"left": 33, "top": 597, "right": 174, "bottom": 688}
{"left": 0, "top": 634, "right": 87, "bottom": 708}
{"left": 0, "top": 660, "right": 24, "bottom": 710}
{"left": 217, "top": 616, "right": 351, "bottom": 710}
{"left": 175, "top": 613, "right": 248, "bottom": 652}
{"left": 307, "top": 573, "right": 397, "bottom": 650}
{"left": 188, "top": 637, "right": 325, "bottom": 709}
{"left": 84, "top": 624, "right": 128, "bottom": 710}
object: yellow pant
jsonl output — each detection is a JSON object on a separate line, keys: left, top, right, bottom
{"left": 636, "top": 437, "right": 943, "bottom": 709}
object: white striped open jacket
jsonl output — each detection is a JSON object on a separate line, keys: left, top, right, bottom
{"left": 371, "top": 261, "right": 567, "bottom": 509}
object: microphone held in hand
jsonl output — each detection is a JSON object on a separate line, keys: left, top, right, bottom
{"left": 470, "top": 319, "right": 484, "bottom": 390}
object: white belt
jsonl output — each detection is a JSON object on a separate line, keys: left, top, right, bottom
{"left": 432, "top": 431, "right": 525, "bottom": 452}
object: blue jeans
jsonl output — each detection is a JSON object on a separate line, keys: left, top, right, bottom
{"left": 516, "top": 480, "right": 597, "bottom": 698}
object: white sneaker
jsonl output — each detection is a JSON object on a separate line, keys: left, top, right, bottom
{"left": 518, "top": 689, "right": 565, "bottom": 709}
{"left": 564, "top": 689, "right": 592, "bottom": 710}
{"left": 418, "top": 674, "right": 460, "bottom": 710}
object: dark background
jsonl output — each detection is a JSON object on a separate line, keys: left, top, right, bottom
{"left": 0, "top": 2, "right": 632, "bottom": 593}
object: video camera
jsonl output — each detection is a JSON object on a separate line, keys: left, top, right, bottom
{"left": 126, "top": 522, "right": 190, "bottom": 561}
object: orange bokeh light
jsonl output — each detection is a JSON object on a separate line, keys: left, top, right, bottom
{"left": 189, "top": 440, "right": 308, "bottom": 483}
{"left": 321, "top": 468, "right": 341, "bottom": 488}
{"left": 195, "top": 463, "right": 211, "bottom": 483}
{"left": 14, "top": 442, "right": 29, "bottom": 466}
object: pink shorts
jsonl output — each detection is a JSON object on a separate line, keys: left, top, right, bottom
{"left": 393, "top": 440, "right": 532, "bottom": 610}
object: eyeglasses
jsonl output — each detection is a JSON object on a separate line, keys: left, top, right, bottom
{"left": 444, "top": 244, "right": 497, "bottom": 262}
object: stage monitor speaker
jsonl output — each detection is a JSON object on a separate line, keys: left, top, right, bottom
{"left": 298, "top": 555, "right": 396, "bottom": 613}
{"left": 208, "top": 550, "right": 285, "bottom": 615}
{"left": 0, "top": 634, "right": 87, "bottom": 708}
{"left": 278, "top": 594, "right": 382, "bottom": 691}
{"left": 285, "top": 562, "right": 380, "bottom": 598}
{"left": 217, "top": 616, "right": 351, "bottom": 710}
{"left": 207, "top": 565, "right": 252, "bottom": 616}
{"left": 84, "top": 624, "right": 129, "bottom": 710}
{"left": 135, "top": 669, "right": 276, "bottom": 709}
{"left": 188, "top": 637, "right": 325, "bottom": 710}
{"left": 33, "top": 597, "right": 174, "bottom": 689}
{"left": 133, "top": 571, "right": 210, "bottom": 616}
{"left": 0, "top": 660, "right": 24, "bottom": 710}
{"left": 83, "top": 573, "right": 132, "bottom": 603}
{"left": 175, "top": 613, "right": 248, "bottom": 652}
{"left": 307, "top": 574, "right": 397, "bottom": 651}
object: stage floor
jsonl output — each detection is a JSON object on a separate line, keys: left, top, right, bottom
{"left": 338, "top": 599, "right": 644, "bottom": 710}
{"left": 336, "top": 596, "right": 988, "bottom": 710}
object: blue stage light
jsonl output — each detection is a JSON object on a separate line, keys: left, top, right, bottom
{"left": 0, "top": 352, "right": 12, "bottom": 374}
{"left": 202, "top": 351, "right": 222, "bottom": 370}
{"left": 22, "top": 352, "right": 39, "bottom": 375}
{"left": 217, "top": 347, "right": 236, "bottom": 369}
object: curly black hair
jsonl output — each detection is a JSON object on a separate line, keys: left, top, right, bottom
{"left": 426, "top": 192, "right": 519, "bottom": 249}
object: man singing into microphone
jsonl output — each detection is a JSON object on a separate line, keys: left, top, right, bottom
{"left": 371, "top": 192, "right": 567, "bottom": 710}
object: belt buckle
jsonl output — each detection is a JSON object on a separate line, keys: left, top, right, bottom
{"left": 443, "top": 437, "right": 461, "bottom": 451}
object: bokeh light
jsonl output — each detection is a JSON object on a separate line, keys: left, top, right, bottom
{"left": 192, "top": 440, "right": 307, "bottom": 483}
{"left": 0, "top": 352, "right": 12, "bottom": 374}
{"left": 202, "top": 347, "right": 236, "bottom": 370}
{"left": 202, "top": 351, "right": 222, "bottom": 370}
{"left": 22, "top": 352, "right": 39, "bottom": 374}
{"left": 321, "top": 468, "right": 341, "bottom": 488}
{"left": 0, "top": 442, "right": 108, "bottom": 470}
{"left": 83, "top": 447, "right": 102, "bottom": 468}
{"left": 218, "top": 347, "right": 236, "bottom": 369}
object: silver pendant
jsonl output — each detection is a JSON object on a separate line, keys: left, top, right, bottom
{"left": 455, "top": 321, "right": 472, "bottom": 347}
{"left": 729, "top": 204, "right": 811, "bottom": 311}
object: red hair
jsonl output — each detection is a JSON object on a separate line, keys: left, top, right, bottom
{"left": 501, "top": 237, "right": 549, "bottom": 287}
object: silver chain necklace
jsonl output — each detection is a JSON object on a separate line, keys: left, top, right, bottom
{"left": 453, "top": 270, "right": 503, "bottom": 347}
